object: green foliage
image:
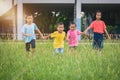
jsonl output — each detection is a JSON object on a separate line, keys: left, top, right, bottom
{"left": 107, "top": 25, "right": 118, "bottom": 33}
{"left": 34, "top": 11, "right": 73, "bottom": 33}
{"left": 0, "top": 40, "right": 120, "bottom": 80}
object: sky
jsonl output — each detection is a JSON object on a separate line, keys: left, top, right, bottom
{"left": 0, "top": 0, "right": 12, "bottom": 16}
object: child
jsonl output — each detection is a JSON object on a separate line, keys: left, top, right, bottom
{"left": 84, "top": 10, "right": 110, "bottom": 52}
{"left": 48, "top": 22, "right": 66, "bottom": 54}
{"left": 22, "top": 14, "right": 44, "bottom": 54}
{"left": 67, "top": 22, "right": 84, "bottom": 50}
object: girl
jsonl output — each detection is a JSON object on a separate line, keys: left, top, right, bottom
{"left": 84, "top": 10, "right": 110, "bottom": 52}
{"left": 67, "top": 22, "right": 84, "bottom": 51}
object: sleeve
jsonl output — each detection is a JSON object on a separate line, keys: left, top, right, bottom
{"left": 89, "top": 21, "right": 94, "bottom": 29}
{"left": 103, "top": 21, "right": 106, "bottom": 30}
{"left": 50, "top": 32, "right": 56, "bottom": 38}
{"left": 34, "top": 23, "right": 38, "bottom": 30}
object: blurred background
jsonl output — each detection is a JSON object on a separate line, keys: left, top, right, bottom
{"left": 0, "top": 0, "right": 120, "bottom": 40}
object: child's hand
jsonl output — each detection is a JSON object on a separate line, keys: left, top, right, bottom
{"left": 83, "top": 31, "right": 87, "bottom": 34}
{"left": 107, "top": 36, "right": 111, "bottom": 40}
{"left": 66, "top": 38, "right": 69, "bottom": 41}
{"left": 43, "top": 35, "right": 50, "bottom": 39}
{"left": 41, "top": 36, "right": 44, "bottom": 39}
{"left": 46, "top": 34, "right": 51, "bottom": 38}
{"left": 43, "top": 36, "right": 48, "bottom": 39}
{"left": 81, "top": 32, "right": 85, "bottom": 35}
{"left": 26, "top": 34, "right": 31, "bottom": 36}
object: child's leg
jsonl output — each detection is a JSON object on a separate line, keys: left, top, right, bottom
{"left": 92, "top": 41, "right": 97, "bottom": 49}
{"left": 59, "top": 48, "right": 64, "bottom": 54}
{"left": 26, "top": 42, "right": 30, "bottom": 53}
{"left": 69, "top": 46, "right": 77, "bottom": 53}
{"left": 93, "top": 33, "right": 99, "bottom": 50}
{"left": 31, "top": 39, "right": 36, "bottom": 54}
{"left": 32, "top": 48, "right": 35, "bottom": 54}
{"left": 73, "top": 46, "right": 77, "bottom": 50}
{"left": 98, "top": 34, "right": 103, "bottom": 51}
{"left": 69, "top": 46, "right": 75, "bottom": 50}
{"left": 69, "top": 46, "right": 74, "bottom": 52}
{"left": 54, "top": 48, "right": 59, "bottom": 54}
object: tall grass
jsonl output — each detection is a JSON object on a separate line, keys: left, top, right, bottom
{"left": 0, "top": 40, "right": 120, "bottom": 80}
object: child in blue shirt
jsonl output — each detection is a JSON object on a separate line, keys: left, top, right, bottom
{"left": 22, "top": 14, "right": 44, "bottom": 54}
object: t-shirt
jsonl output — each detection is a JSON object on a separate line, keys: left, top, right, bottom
{"left": 22, "top": 23, "right": 38, "bottom": 43}
{"left": 89, "top": 20, "right": 106, "bottom": 34}
{"left": 51, "top": 31, "right": 66, "bottom": 48}
{"left": 67, "top": 30, "right": 81, "bottom": 46}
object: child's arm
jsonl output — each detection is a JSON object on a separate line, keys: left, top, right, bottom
{"left": 50, "top": 32, "right": 56, "bottom": 38}
{"left": 64, "top": 33, "right": 67, "bottom": 41}
{"left": 36, "top": 29, "right": 44, "bottom": 39}
{"left": 44, "top": 33, "right": 55, "bottom": 39}
{"left": 104, "top": 29, "right": 111, "bottom": 39}
{"left": 44, "top": 34, "right": 51, "bottom": 39}
{"left": 22, "top": 32, "right": 31, "bottom": 36}
{"left": 84, "top": 22, "right": 94, "bottom": 34}
{"left": 80, "top": 32, "right": 85, "bottom": 35}
{"left": 84, "top": 27, "right": 91, "bottom": 34}
{"left": 21, "top": 26, "right": 31, "bottom": 36}
{"left": 22, "top": 26, "right": 31, "bottom": 36}
{"left": 66, "top": 32, "right": 69, "bottom": 41}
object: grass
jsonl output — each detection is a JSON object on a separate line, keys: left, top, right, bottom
{"left": 0, "top": 40, "right": 120, "bottom": 80}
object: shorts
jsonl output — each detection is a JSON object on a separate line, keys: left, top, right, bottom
{"left": 54, "top": 48, "right": 64, "bottom": 54}
{"left": 26, "top": 39, "right": 35, "bottom": 52}
{"left": 93, "top": 32, "right": 103, "bottom": 49}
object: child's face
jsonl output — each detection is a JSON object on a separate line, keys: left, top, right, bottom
{"left": 96, "top": 12, "right": 101, "bottom": 20}
{"left": 70, "top": 24, "right": 76, "bottom": 30}
{"left": 26, "top": 15, "right": 33, "bottom": 24}
{"left": 57, "top": 25, "right": 64, "bottom": 33}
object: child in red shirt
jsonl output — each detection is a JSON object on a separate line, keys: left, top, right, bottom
{"left": 84, "top": 10, "right": 110, "bottom": 52}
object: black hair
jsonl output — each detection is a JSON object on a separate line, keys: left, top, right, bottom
{"left": 95, "top": 10, "right": 102, "bottom": 15}
{"left": 92, "top": 10, "right": 102, "bottom": 20}
{"left": 69, "top": 21, "right": 76, "bottom": 26}
{"left": 26, "top": 14, "right": 33, "bottom": 18}
{"left": 57, "top": 22, "right": 64, "bottom": 26}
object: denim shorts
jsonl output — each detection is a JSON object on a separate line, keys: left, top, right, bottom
{"left": 54, "top": 48, "right": 64, "bottom": 54}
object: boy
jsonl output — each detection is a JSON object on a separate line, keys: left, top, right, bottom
{"left": 84, "top": 10, "right": 110, "bottom": 52}
{"left": 48, "top": 22, "right": 66, "bottom": 54}
{"left": 22, "top": 14, "right": 44, "bottom": 54}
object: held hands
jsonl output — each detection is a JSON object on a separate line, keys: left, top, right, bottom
{"left": 41, "top": 34, "right": 50, "bottom": 40}
{"left": 41, "top": 36, "right": 44, "bottom": 39}
{"left": 83, "top": 30, "right": 87, "bottom": 34}
{"left": 45, "top": 34, "right": 51, "bottom": 39}
{"left": 66, "top": 38, "right": 69, "bottom": 42}
{"left": 81, "top": 31, "right": 86, "bottom": 35}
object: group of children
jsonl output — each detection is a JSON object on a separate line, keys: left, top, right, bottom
{"left": 22, "top": 11, "right": 110, "bottom": 55}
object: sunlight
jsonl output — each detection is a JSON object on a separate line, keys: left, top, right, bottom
{"left": 0, "top": 0, "right": 12, "bottom": 16}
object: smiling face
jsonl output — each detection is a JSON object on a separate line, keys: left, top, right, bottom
{"left": 70, "top": 24, "right": 76, "bottom": 30}
{"left": 26, "top": 15, "right": 33, "bottom": 24}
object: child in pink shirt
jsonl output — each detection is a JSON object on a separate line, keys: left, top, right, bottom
{"left": 67, "top": 22, "right": 84, "bottom": 50}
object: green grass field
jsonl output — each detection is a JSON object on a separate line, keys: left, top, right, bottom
{"left": 0, "top": 40, "right": 120, "bottom": 80}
